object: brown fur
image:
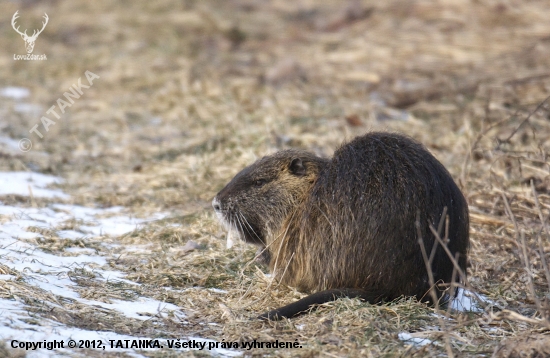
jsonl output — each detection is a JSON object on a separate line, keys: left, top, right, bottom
{"left": 213, "top": 132, "right": 469, "bottom": 319}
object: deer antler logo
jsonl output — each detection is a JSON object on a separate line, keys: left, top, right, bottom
{"left": 11, "top": 11, "right": 49, "bottom": 54}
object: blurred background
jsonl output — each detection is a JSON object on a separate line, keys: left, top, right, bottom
{"left": 1, "top": 0, "right": 550, "bottom": 356}
{"left": 2, "top": 0, "right": 549, "bottom": 183}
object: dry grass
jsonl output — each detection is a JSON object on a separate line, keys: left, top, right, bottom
{"left": 1, "top": 0, "right": 550, "bottom": 356}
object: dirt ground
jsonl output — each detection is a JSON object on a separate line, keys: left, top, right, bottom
{"left": 1, "top": 0, "right": 550, "bottom": 356}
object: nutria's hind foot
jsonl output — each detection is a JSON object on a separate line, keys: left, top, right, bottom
{"left": 257, "top": 288, "right": 386, "bottom": 320}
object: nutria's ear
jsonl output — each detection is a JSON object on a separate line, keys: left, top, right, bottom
{"left": 289, "top": 158, "right": 306, "bottom": 176}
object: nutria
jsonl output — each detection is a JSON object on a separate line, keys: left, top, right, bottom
{"left": 212, "top": 132, "right": 469, "bottom": 320}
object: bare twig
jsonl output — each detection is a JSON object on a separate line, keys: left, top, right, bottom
{"left": 417, "top": 210, "right": 454, "bottom": 358}
{"left": 427, "top": 225, "right": 468, "bottom": 285}
{"left": 416, "top": 213, "right": 439, "bottom": 309}
{"left": 461, "top": 112, "right": 515, "bottom": 185}
{"left": 519, "top": 229, "right": 543, "bottom": 311}
{"left": 498, "top": 95, "right": 550, "bottom": 145}
{"left": 428, "top": 207, "right": 447, "bottom": 265}
{"left": 501, "top": 193, "right": 520, "bottom": 240}
{"left": 491, "top": 309, "right": 550, "bottom": 328}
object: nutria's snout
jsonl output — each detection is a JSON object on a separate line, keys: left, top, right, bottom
{"left": 212, "top": 191, "right": 265, "bottom": 246}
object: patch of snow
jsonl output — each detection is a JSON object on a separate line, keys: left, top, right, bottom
{"left": 450, "top": 288, "right": 490, "bottom": 313}
{"left": 57, "top": 230, "right": 88, "bottom": 239}
{"left": 3, "top": 257, "right": 178, "bottom": 320}
{"left": 0, "top": 86, "right": 30, "bottom": 99}
{"left": 206, "top": 288, "right": 228, "bottom": 294}
{"left": 95, "top": 298, "right": 181, "bottom": 320}
{"left": 0, "top": 308, "right": 242, "bottom": 357}
{"left": 0, "top": 172, "right": 68, "bottom": 199}
{"left": 0, "top": 202, "right": 161, "bottom": 239}
{"left": 0, "top": 173, "right": 240, "bottom": 357}
{"left": 179, "top": 287, "right": 228, "bottom": 294}
{"left": 53, "top": 203, "right": 125, "bottom": 216}
{"left": 0, "top": 244, "right": 107, "bottom": 271}
{"left": 0, "top": 175, "right": 175, "bottom": 322}
{"left": 64, "top": 247, "right": 95, "bottom": 254}
{"left": 53, "top": 203, "right": 162, "bottom": 237}
{"left": 0, "top": 222, "right": 41, "bottom": 239}
{"left": 398, "top": 332, "right": 433, "bottom": 347}
{"left": 98, "top": 269, "right": 140, "bottom": 285}
{"left": 0, "top": 236, "right": 162, "bottom": 313}
{"left": 0, "top": 136, "right": 22, "bottom": 153}
{"left": 31, "top": 276, "right": 82, "bottom": 301}
{"left": 81, "top": 220, "right": 142, "bottom": 236}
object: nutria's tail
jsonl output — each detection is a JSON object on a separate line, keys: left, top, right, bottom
{"left": 257, "top": 288, "right": 386, "bottom": 320}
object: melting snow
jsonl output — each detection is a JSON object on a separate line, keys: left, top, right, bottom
{"left": 0, "top": 86, "right": 30, "bottom": 99}
{"left": 0, "top": 309, "right": 241, "bottom": 357}
{"left": 0, "top": 172, "right": 68, "bottom": 199}
{"left": 450, "top": 288, "right": 490, "bottom": 313}
{"left": 0, "top": 171, "right": 241, "bottom": 357}
{"left": 398, "top": 332, "right": 433, "bottom": 347}
{"left": 0, "top": 136, "right": 23, "bottom": 153}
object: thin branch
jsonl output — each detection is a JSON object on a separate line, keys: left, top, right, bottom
{"left": 417, "top": 211, "right": 454, "bottom": 358}
{"left": 519, "top": 229, "right": 543, "bottom": 311}
{"left": 498, "top": 95, "right": 550, "bottom": 145}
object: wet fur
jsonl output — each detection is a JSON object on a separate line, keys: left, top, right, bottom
{"left": 214, "top": 132, "right": 469, "bottom": 319}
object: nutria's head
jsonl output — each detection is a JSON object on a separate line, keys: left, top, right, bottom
{"left": 213, "top": 149, "right": 327, "bottom": 247}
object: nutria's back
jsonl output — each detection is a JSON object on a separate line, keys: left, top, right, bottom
{"left": 213, "top": 132, "right": 469, "bottom": 318}
{"left": 277, "top": 133, "right": 469, "bottom": 295}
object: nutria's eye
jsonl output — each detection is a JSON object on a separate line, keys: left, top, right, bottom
{"left": 255, "top": 179, "right": 267, "bottom": 187}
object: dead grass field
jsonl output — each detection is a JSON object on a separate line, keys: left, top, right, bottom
{"left": 1, "top": 0, "right": 550, "bottom": 356}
